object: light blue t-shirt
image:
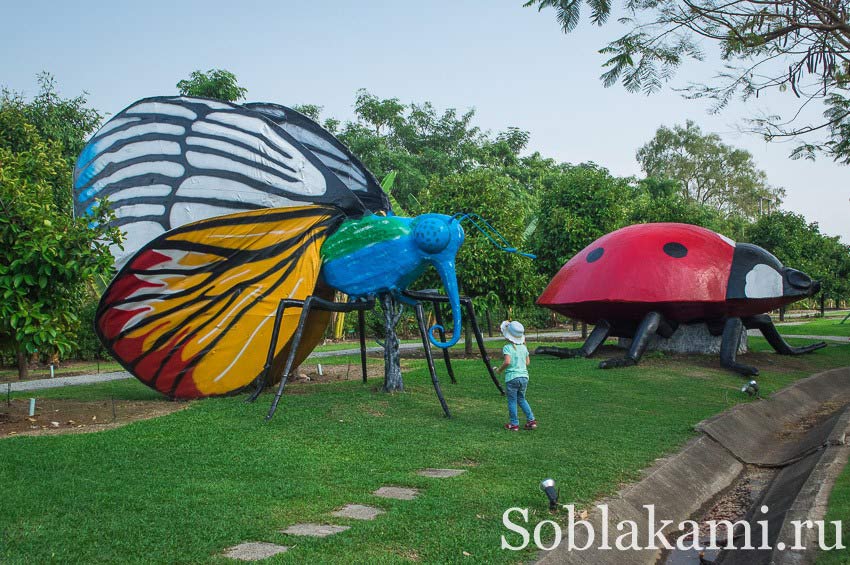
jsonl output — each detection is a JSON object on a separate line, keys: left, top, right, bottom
{"left": 502, "top": 343, "right": 529, "bottom": 382}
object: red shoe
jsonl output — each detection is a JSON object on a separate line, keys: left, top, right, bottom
{"left": 524, "top": 420, "right": 538, "bottom": 430}
{"left": 504, "top": 423, "right": 519, "bottom": 431}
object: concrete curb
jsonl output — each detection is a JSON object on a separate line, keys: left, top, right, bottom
{"left": 696, "top": 367, "right": 850, "bottom": 466}
{"left": 537, "top": 436, "right": 743, "bottom": 564}
{"left": 773, "top": 408, "right": 850, "bottom": 565}
{"left": 537, "top": 367, "right": 850, "bottom": 565}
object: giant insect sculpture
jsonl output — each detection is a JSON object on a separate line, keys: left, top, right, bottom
{"left": 535, "top": 223, "right": 826, "bottom": 376}
{"left": 74, "top": 96, "right": 527, "bottom": 418}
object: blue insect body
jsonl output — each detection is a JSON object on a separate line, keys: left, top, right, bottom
{"left": 321, "top": 213, "right": 466, "bottom": 348}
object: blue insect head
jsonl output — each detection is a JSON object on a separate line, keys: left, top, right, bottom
{"left": 410, "top": 213, "right": 465, "bottom": 348}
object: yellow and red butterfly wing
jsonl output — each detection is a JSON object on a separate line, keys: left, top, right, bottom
{"left": 96, "top": 205, "right": 343, "bottom": 398}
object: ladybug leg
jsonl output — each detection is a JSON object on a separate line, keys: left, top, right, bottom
{"left": 744, "top": 314, "right": 827, "bottom": 356}
{"left": 599, "top": 312, "right": 663, "bottom": 369}
{"left": 535, "top": 320, "right": 611, "bottom": 359}
{"left": 720, "top": 317, "right": 759, "bottom": 376}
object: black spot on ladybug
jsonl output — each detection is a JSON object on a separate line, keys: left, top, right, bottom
{"left": 663, "top": 242, "right": 688, "bottom": 258}
{"left": 587, "top": 248, "right": 604, "bottom": 263}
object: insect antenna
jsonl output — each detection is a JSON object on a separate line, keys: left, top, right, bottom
{"left": 452, "top": 213, "right": 537, "bottom": 259}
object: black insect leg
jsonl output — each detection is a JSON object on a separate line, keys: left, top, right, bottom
{"left": 463, "top": 297, "right": 505, "bottom": 395}
{"left": 413, "top": 301, "right": 451, "bottom": 417}
{"left": 600, "top": 313, "right": 662, "bottom": 369}
{"left": 720, "top": 317, "right": 759, "bottom": 376}
{"left": 535, "top": 320, "right": 612, "bottom": 359}
{"left": 266, "top": 296, "right": 316, "bottom": 420}
{"left": 432, "top": 299, "right": 457, "bottom": 384}
{"left": 264, "top": 296, "right": 376, "bottom": 420}
{"left": 358, "top": 309, "right": 368, "bottom": 383}
{"left": 744, "top": 314, "right": 827, "bottom": 356}
{"left": 247, "top": 298, "right": 300, "bottom": 403}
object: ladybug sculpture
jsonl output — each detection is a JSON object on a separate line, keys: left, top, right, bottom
{"left": 536, "top": 223, "right": 826, "bottom": 376}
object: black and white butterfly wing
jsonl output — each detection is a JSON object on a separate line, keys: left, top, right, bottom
{"left": 245, "top": 102, "right": 391, "bottom": 215}
{"left": 73, "top": 96, "right": 367, "bottom": 267}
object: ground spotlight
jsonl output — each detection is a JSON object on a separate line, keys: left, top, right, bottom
{"left": 540, "top": 478, "right": 559, "bottom": 510}
{"left": 741, "top": 380, "right": 760, "bottom": 397}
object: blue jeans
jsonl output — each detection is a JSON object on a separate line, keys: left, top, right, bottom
{"left": 506, "top": 377, "right": 534, "bottom": 426}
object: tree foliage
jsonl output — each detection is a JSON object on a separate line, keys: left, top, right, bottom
{"left": 1, "top": 73, "right": 102, "bottom": 212}
{"left": 336, "top": 90, "right": 533, "bottom": 212}
{"left": 636, "top": 121, "right": 785, "bottom": 219}
{"left": 525, "top": 0, "right": 850, "bottom": 163}
{"left": 530, "top": 163, "right": 633, "bottom": 276}
{"left": 627, "top": 177, "right": 746, "bottom": 237}
{"left": 746, "top": 211, "right": 850, "bottom": 301}
{"left": 0, "top": 104, "right": 121, "bottom": 377}
{"left": 176, "top": 69, "right": 248, "bottom": 102}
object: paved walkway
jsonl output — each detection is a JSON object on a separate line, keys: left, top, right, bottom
{"left": 7, "top": 328, "right": 845, "bottom": 393}
{"left": 6, "top": 371, "right": 133, "bottom": 393}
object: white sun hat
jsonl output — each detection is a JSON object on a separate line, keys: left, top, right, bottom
{"left": 500, "top": 320, "right": 526, "bottom": 345}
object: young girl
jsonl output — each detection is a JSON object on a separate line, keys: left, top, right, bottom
{"left": 494, "top": 320, "right": 537, "bottom": 431}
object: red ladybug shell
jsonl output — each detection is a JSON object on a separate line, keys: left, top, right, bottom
{"left": 537, "top": 223, "right": 737, "bottom": 323}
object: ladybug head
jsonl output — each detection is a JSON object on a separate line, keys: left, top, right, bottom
{"left": 726, "top": 243, "right": 820, "bottom": 301}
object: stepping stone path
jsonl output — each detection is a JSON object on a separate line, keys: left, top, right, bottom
{"left": 416, "top": 468, "right": 466, "bottom": 478}
{"left": 224, "top": 472, "right": 459, "bottom": 559}
{"left": 281, "top": 523, "right": 350, "bottom": 537}
{"left": 373, "top": 486, "right": 420, "bottom": 500}
{"left": 222, "top": 542, "right": 288, "bottom": 561}
{"left": 332, "top": 504, "right": 385, "bottom": 520}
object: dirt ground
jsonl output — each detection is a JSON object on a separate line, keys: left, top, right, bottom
{"left": 0, "top": 398, "right": 186, "bottom": 438}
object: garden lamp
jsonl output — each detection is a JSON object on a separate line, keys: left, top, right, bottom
{"left": 741, "top": 380, "right": 759, "bottom": 397}
{"left": 540, "top": 478, "right": 559, "bottom": 510}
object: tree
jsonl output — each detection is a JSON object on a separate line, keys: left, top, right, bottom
{"left": 176, "top": 69, "right": 247, "bottom": 102}
{"left": 627, "top": 177, "right": 746, "bottom": 237}
{"left": 636, "top": 121, "right": 785, "bottom": 219}
{"left": 746, "top": 211, "right": 850, "bottom": 304}
{"left": 530, "top": 163, "right": 633, "bottom": 276}
{"left": 2, "top": 73, "right": 102, "bottom": 212}
{"left": 525, "top": 0, "right": 850, "bottom": 163}
{"left": 337, "top": 90, "right": 532, "bottom": 212}
{"left": 0, "top": 106, "right": 121, "bottom": 379}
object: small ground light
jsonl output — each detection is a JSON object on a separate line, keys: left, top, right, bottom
{"left": 741, "top": 380, "right": 760, "bottom": 397}
{"left": 540, "top": 478, "right": 559, "bottom": 510}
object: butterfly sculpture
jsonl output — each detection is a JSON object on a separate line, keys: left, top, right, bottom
{"left": 75, "top": 96, "right": 525, "bottom": 413}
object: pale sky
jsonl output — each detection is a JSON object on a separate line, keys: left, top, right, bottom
{"left": 2, "top": 0, "right": 847, "bottom": 242}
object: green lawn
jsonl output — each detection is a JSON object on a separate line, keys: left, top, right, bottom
{"left": 777, "top": 318, "right": 850, "bottom": 338}
{"left": 784, "top": 317, "right": 850, "bottom": 565}
{"left": 2, "top": 339, "right": 849, "bottom": 564}
{"left": 818, "top": 463, "right": 850, "bottom": 564}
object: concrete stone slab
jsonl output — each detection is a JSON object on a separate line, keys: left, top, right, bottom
{"left": 332, "top": 504, "right": 384, "bottom": 520}
{"left": 373, "top": 486, "right": 419, "bottom": 500}
{"left": 280, "top": 523, "right": 350, "bottom": 537}
{"left": 222, "top": 542, "right": 288, "bottom": 561}
{"left": 619, "top": 322, "right": 747, "bottom": 354}
{"left": 416, "top": 468, "right": 467, "bottom": 478}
